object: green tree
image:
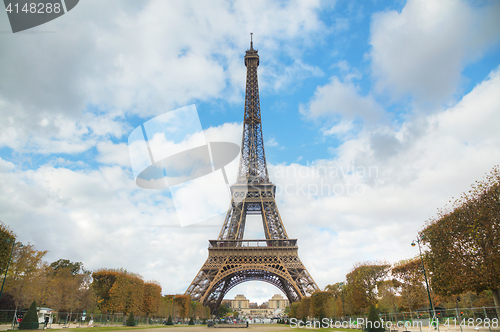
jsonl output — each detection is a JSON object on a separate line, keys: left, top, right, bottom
{"left": 126, "top": 312, "right": 135, "bottom": 326}
{"left": 311, "top": 291, "right": 333, "bottom": 319}
{"left": 366, "top": 305, "right": 384, "bottom": 332}
{"left": 165, "top": 315, "right": 173, "bottom": 325}
{"left": 325, "top": 282, "right": 345, "bottom": 316}
{"left": 19, "top": 300, "right": 39, "bottom": 330}
{"left": 422, "top": 166, "right": 500, "bottom": 316}
{"left": 218, "top": 304, "right": 230, "bottom": 318}
{"left": 49, "top": 259, "right": 83, "bottom": 275}
{"left": 188, "top": 317, "right": 194, "bottom": 325}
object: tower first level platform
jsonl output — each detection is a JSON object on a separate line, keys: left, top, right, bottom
{"left": 185, "top": 239, "right": 318, "bottom": 313}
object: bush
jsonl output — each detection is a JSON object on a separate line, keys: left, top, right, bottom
{"left": 19, "top": 301, "right": 39, "bottom": 330}
{"left": 126, "top": 312, "right": 135, "bottom": 326}
{"left": 366, "top": 305, "right": 384, "bottom": 332}
{"left": 165, "top": 315, "right": 173, "bottom": 325}
{"left": 188, "top": 317, "right": 194, "bottom": 325}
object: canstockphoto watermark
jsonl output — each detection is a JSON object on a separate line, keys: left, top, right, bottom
{"left": 271, "top": 162, "right": 379, "bottom": 198}
{"left": 274, "top": 179, "right": 367, "bottom": 198}
{"left": 272, "top": 162, "right": 379, "bottom": 180}
{"left": 128, "top": 105, "right": 242, "bottom": 227}
{"left": 4, "top": 0, "right": 80, "bottom": 33}
{"left": 289, "top": 318, "right": 424, "bottom": 329}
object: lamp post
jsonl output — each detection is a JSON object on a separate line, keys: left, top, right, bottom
{"left": 411, "top": 235, "right": 436, "bottom": 327}
{"left": 339, "top": 282, "right": 345, "bottom": 320}
{"left": 0, "top": 239, "right": 22, "bottom": 300}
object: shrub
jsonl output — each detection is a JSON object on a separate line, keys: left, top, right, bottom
{"left": 19, "top": 301, "right": 39, "bottom": 330}
{"left": 126, "top": 312, "right": 135, "bottom": 326}
{"left": 366, "top": 305, "right": 384, "bottom": 332}
{"left": 165, "top": 315, "right": 173, "bottom": 325}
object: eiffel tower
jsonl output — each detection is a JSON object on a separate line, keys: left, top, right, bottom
{"left": 185, "top": 36, "right": 319, "bottom": 314}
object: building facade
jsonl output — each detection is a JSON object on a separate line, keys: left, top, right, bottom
{"left": 230, "top": 294, "right": 288, "bottom": 318}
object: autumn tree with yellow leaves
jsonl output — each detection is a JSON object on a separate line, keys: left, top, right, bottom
{"left": 423, "top": 166, "right": 500, "bottom": 316}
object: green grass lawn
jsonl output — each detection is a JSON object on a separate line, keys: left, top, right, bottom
{"left": 62, "top": 325, "right": 179, "bottom": 332}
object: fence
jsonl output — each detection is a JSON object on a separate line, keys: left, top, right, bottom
{"left": 0, "top": 309, "right": 199, "bottom": 329}
{"left": 324, "top": 307, "right": 500, "bottom": 332}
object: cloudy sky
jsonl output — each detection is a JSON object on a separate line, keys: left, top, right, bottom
{"left": 1, "top": 0, "right": 500, "bottom": 305}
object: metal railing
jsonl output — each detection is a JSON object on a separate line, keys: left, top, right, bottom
{"left": 0, "top": 310, "right": 192, "bottom": 329}
{"left": 209, "top": 239, "right": 297, "bottom": 248}
{"left": 322, "top": 307, "right": 500, "bottom": 332}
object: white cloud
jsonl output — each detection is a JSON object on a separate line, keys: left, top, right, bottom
{"left": 300, "top": 75, "right": 384, "bottom": 123}
{"left": 2, "top": 0, "right": 499, "bottom": 303}
{"left": 323, "top": 120, "right": 354, "bottom": 136}
{"left": 266, "top": 137, "right": 279, "bottom": 147}
{"left": 370, "top": 0, "right": 500, "bottom": 104}
{"left": 2, "top": 67, "right": 499, "bottom": 295}
{"left": 0, "top": 0, "right": 326, "bottom": 155}
{"left": 96, "top": 141, "right": 131, "bottom": 167}
{"left": 265, "top": 66, "right": 500, "bottom": 288}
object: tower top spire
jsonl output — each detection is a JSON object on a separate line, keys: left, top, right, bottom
{"left": 250, "top": 32, "right": 253, "bottom": 50}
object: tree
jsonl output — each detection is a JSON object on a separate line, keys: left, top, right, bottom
{"left": 391, "top": 258, "right": 427, "bottom": 311}
{"left": 142, "top": 282, "right": 161, "bottom": 318}
{"left": 165, "top": 315, "right": 173, "bottom": 325}
{"left": 173, "top": 295, "right": 191, "bottom": 319}
{"left": 325, "top": 282, "right": 346, "bottom": 316}
{"left": 92, "top": 269, "right": 144, "bottom": 315}
{"left": 92, "top": 269, "right": 120, "bottom": 313}
{"left": 126, "top": 312, "right": 135, "bottom": 326}
{"left": 46, "top": 265, "right": 92, "bottom": 314}
{"left": 289, "top": 302, "right": 300, "bottom": 319}
{"left": 422, "top": 166, "right": 500, "bottom": 316}
{"left": 49, "top": 259, "right": 83, "bottom": 275}
{"left": 376, "top": 279, "right": 400, "bottom": 313}
{"left": 0, "top": 222, "right": 16, "bottom": 276}
{"left": 19, "top": 300, "right": 39, "bottom": 330}
{"left": 4, "top": 244, "right": 47, "bottom": 310}
{"left": 218, "top": 304, "right": 230, "bottom": 318}
{"left": 311, "top": 291, "right": 334, "bottom": 319}
{"left": 366, "top": 305, "right": 384, "bottom": 332}
{"left": 191, "top": 301, "right": 209, "bottom": 320}
{"left": 108, "top": 273, "right": 144, "bottom": 315}
{"left": 345, "top": 261, "right": 390, "bottom": 314}
{"left": 188, "top": 317, "right": 194, "bottom": 325}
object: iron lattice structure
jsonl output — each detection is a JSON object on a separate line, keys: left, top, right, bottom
{"left": 185, "top": 39, "right": 319, "bottom": 314}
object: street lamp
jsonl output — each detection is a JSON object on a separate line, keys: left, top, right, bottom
{"left": 339, "top": 282, "right": 345, "bottom": 319}
{"left": 411, "top": 235, "right": 436, "bottom": 327}
{"left": 0, "top": 239, "right": 22, "bottom": 300}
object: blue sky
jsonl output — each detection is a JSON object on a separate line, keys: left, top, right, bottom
{"left": 1, "top": 0, "right": 500, "bottom": 305}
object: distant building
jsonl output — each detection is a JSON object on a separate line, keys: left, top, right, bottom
{"left": 268, "top": 294, "right": 289, "bottom": 310}
{"left": 229, "top": 294, "right": 288, "bottom": 318}
{"left": 231, "top": 295, "right": 249, "bottom": 310}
